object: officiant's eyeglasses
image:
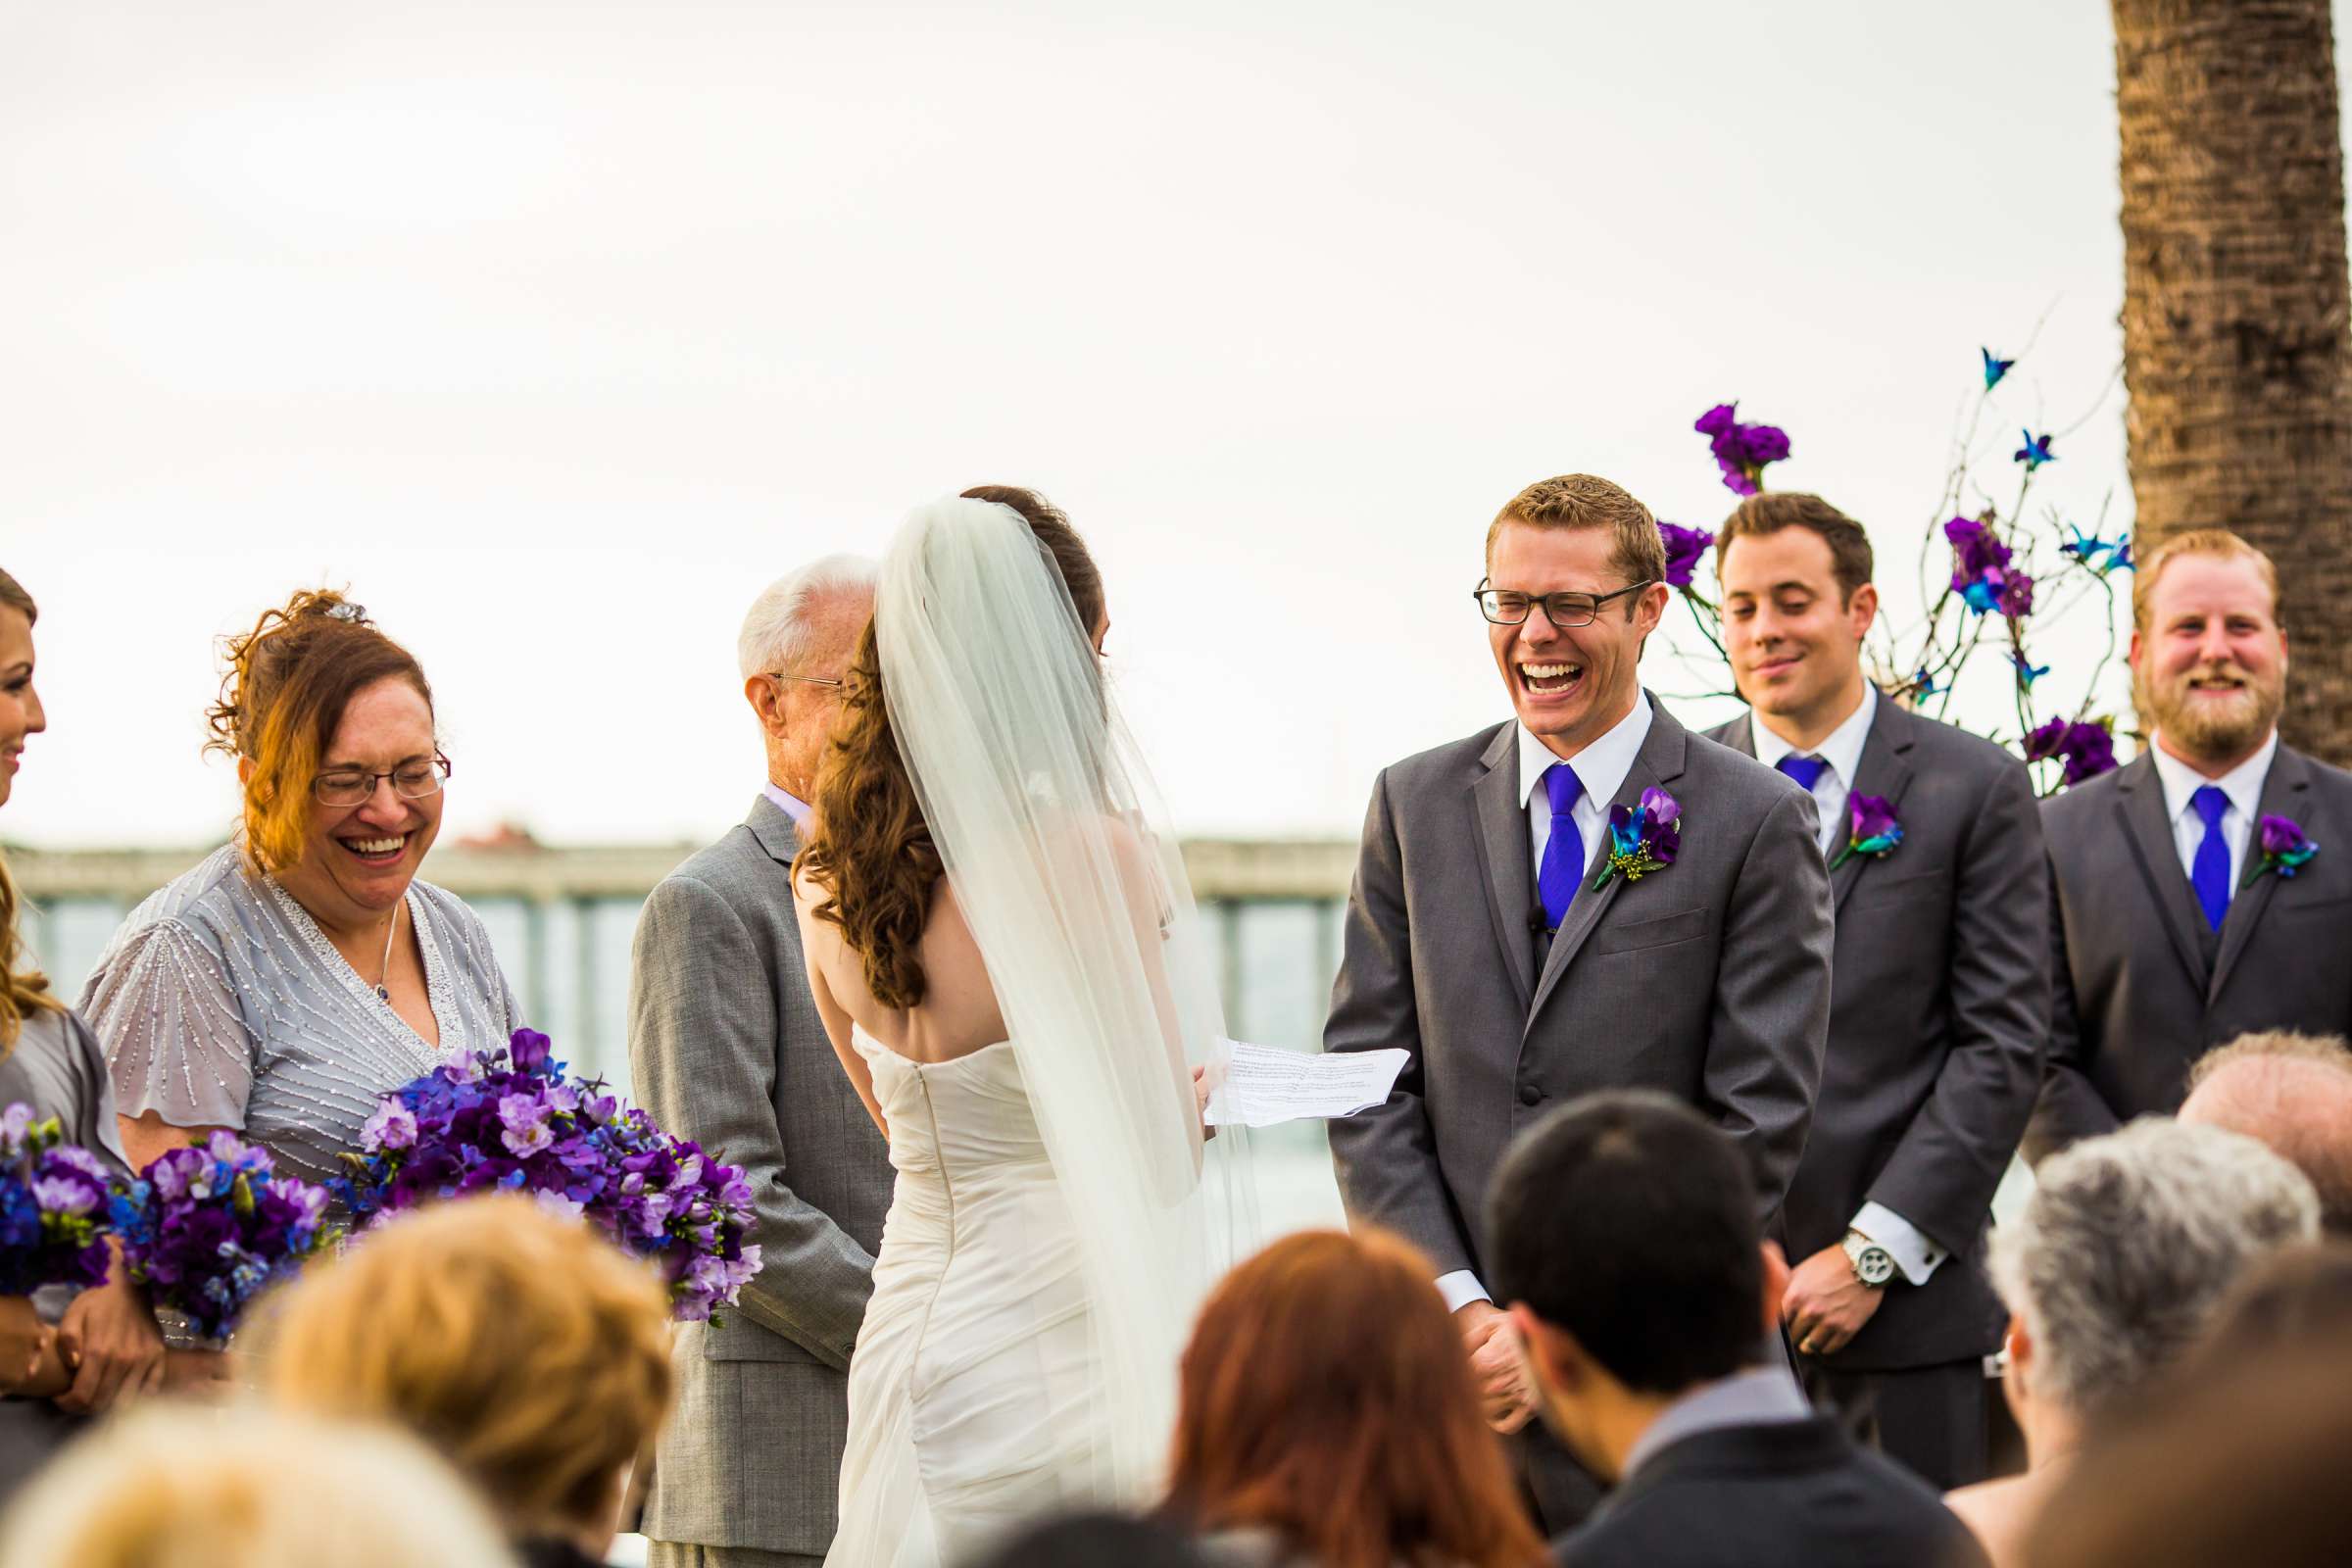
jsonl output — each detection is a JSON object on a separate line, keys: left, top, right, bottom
{"left": 1475, "top": 580, "right": 1656, "bottom": 628}
{"left": 312, "top": 753, "right": 452, "bottom": 807}
{"left": 763, "top": 672, "right": 844, "bottom": 690}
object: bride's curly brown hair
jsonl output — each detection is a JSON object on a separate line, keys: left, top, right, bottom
{"left": 797, "top": 486, "right": 1104, "bottom": 1009}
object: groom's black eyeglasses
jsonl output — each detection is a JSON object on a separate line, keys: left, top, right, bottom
{"left": 1474, "top": 579, "right": 1656, "bottom": 629}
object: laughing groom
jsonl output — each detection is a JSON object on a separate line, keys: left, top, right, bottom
{"left": 1324, "top": 473, "right": 1833, "bottom": 1532}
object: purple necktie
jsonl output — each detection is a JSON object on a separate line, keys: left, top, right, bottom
{"left": 1538, "top": 762, "right": 1585, "bottom": 930}
{"left": 1777, "top": 753, "right": 1829, "bottom": 793}
{"left": 2190, "top": 785, "right": 2232, "bottom": 931}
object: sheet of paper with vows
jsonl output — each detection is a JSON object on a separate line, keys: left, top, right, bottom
{"left": 1202, "top": 1041, "right": 1411, "bottom": 1128}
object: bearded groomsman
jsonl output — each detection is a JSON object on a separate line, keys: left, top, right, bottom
{"left": 630, "top": 557, "right": 894, "bottom": 1568}
{"left": 1325, "top": 473, "right": 1833, "bottom": 1531}
{"left": 1704, "top": 493, "right": 2045, "bottom": 1491}
{"left": 2029, "top": 529, "right": 2352, "bottom": 1162}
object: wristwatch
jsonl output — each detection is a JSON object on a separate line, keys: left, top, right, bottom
{"left": 1842, "top": 1230, "right": 1895, "bottom": 1289}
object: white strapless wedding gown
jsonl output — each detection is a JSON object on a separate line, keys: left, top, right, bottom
{"left": 826, "top": 1028, "right": 1107, "bottom": 1567}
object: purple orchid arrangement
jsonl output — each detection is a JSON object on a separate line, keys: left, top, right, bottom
{"left": 1694, "top": 403, "right": 1791, "bottom": 496}
{"left": 2257, "top": 814, "right": 2319, "bottom": 879}
{"left": 1657, "top": 521, "right": 1714, "bottom": 589}
{"left": 1590, "top": 788, "right": 1683, "bottom": 891}
{"left": 1945, "top": 516, "right": 2036, "bottom": 619}
{"left": 1661, "top": 351, "right": 2132, "bottom": 799}
{"left": 0, "top": 1103, "right": 116, "bottom": 1298}
{"left": 338, "top": 1029, "right": 761, "bottom": 1323}
{"left": 2024, "top": 717, "right": 2119, "bottom": 787}
{"left": 1830, "top": 795, "right": 1903, "bottom": 871}
{"left": 107, "top": 1131, "right": 336, "bottom": 1342}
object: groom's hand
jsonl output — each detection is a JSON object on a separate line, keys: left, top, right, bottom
{"left": 1456, "top": 1300, "right": 1537, "bottom": 1434}
{"left": 1781, "top": 1241, "right": 1884, "bottom": 1358}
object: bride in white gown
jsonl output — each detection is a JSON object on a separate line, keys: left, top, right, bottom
{"left": 793, "top": 490, "right": 1257, "bottom": 1567}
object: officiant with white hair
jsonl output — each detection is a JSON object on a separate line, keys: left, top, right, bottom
{"left": 628, "top": 554, "right": 894, "bottom": 1568}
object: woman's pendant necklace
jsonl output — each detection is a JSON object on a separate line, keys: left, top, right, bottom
{"left": 375, "top": 901, "right": 402, "bottom": 1004}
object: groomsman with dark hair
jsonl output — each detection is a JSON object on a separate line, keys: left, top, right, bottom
{"left": 1705, "top": 492, "right": 2046, "bottom": 1490}
{"left": 2030, "top": 529, "right": 2352, "bottom": 1161}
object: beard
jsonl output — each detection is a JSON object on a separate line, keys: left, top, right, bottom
{"left": 2136, "top": 658, "right": 2284, "bottom": 761}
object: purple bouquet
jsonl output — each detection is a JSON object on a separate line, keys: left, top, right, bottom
{"left": 0, "top": 1102, "right": 115, "bottom": 1297}
{"left": 337, "top": 1029, "right": 761, "bottom": 1323}
{"left": 108, "top": 1131, "right": 336, "bottom": 1341}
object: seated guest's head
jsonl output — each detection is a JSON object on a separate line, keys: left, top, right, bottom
{"left": 208, "top": 587, "right": 448, "bottom": 929}
{"left": 1988, "top": 1118, "right": 2318, "bottom": 1460}
{"left": 1162, "top": 1228, "right": 1544, "bottom": 1568}
{"left": 1487, "top": 1090, "right": 1787, "bottom": 1485}
{"left": 2180, "top": 1030, "right": 2352, "bottom": 1236}
{"left": 962, "top": 1511, "right": 1215, "bottom": 1568}
{"left": 261, "top": 1194, "right": 673, "bottom": 1565}
{"left": 2022, "top": 1329, "right": 2352, "bottom": 1568}
{"left": 738, "top": 553, "right": 877, "bottom": 802}
{"left": 0, "top": 1403, "right": 513, "bottom": 1568}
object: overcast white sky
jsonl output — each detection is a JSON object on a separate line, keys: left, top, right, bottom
{"left": 4, "top": 2, "right": 2167, "bottom": 847}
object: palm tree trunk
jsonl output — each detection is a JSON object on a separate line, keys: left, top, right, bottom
{"left": 2114, "top": 0, "right": 2352, "bottom": 760}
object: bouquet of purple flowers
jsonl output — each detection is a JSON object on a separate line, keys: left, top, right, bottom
{"left": 107, "top": 1130, "right": 337, "bottom": 1341}
{"left": 337, "top": 1029, "right": 761, "bottom": 1323}
{"left": 0, "top": 1102, "right": 115, "bottom": 1297}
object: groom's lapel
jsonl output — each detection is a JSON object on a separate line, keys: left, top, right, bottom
{"left": 1526, "top": 701, "right": 1690, "bottom": 1027}
{"left": 1471, "top": 725, "right": 1537, "bottom": 1010}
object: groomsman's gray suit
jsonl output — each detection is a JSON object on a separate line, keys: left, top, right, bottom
{"left": 1325, "top": 695, "right": 1833, "bottom": 1530}
{"left": 2028, "top": 743, "right": 2352, "bottom": 1162}
{"left": 630, "top": 796, "right": 894, "bottom": 1566}
{"left": 1710, "top": 699, "right": 2047, "bottom": 1489}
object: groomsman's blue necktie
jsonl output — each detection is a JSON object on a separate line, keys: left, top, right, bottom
{"left": 2190, "top": 784, "right": 2233, "bottom": 931}
{"left": 1777, "top": 753, "right": 1829, "bottom": 793}
{"left": 1538, "top": 762, "right": 1585, "bottom": 931}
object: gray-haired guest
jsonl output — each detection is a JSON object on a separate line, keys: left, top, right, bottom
{"left": 1943, "top": 1119, "right": 2320, "bottom": 1568}
{"left": 629, "top": 556, "right": 893, "bottom": 1568}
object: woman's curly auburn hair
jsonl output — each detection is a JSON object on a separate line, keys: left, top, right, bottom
{"left": 207, "top": 588, "right": 434, "bottom": 875}
{"left": 797, "top": 486, "right": 1104, "bottom": 1010}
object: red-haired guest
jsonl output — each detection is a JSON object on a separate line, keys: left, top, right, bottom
{"left": 83, "top": 589, "right": 520, "bottom": 1196}
{"left": 1162, "top": 1228, "right": 1546, "bottom": 1568}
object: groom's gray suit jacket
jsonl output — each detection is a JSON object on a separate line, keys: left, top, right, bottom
{"left": 1326, "top": 695, "right": 1833, "bottom": 1273}
{"left": 629, "top": 796, "right": 894, "bottom": 1558}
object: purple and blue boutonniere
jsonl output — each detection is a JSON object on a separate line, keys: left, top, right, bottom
{"left": 2258, "top": 814, "right": 2319, "bottom": 879}
{"left": 1830, "top": 794, "right": 1903, "bottom": 872}
{"left": 1590, "top": 788, "right": 1683, "bottom": 891}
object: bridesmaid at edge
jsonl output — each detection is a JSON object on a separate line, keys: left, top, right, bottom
{"left": 0, "top": 567, "right": 164, "bottom": 1503}
{"left": 82, "top": 588, "right": 520, "bottom": 1203}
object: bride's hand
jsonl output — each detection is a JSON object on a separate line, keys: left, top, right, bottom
{"left": 1192, "top": 1065, "right": 1217, "bottom": 1141}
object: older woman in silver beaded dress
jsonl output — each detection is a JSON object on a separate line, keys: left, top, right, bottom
{"left": 82, "top": 589, "right": 519, "bottom": 1192}
{"left": 0, "top": 568, "right": 164, "bottom": 1505}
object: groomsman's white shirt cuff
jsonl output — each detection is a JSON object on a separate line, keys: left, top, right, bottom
{"left": 1853, "top": 1201, "right": 1944, "bottom": 1286}
{"left": 1436, "top": 1270, "right": 1492, "bottom": 1312}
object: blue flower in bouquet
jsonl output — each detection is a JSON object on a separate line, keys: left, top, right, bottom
{"left": 339, "top": 1029, "right": 762, "bottom": 1323}
{"left": 109, "top": 1130, "right": 337, "bottom": 1342}
{"left": 0, "top": 1103, "right": 117, "bottom": 1297}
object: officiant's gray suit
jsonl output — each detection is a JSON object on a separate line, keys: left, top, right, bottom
{"left": 1325, "top": 695, "right": 1833, "bottom": 1530}
{"left": 630, "top": 796, "right": 894, "bottom": 1566}
{"left": 1711, "top": 699, "right": 2046, "bottom": 1489}
{"left": 2026, "top": 744, "right": 2352, "bottom": 1162}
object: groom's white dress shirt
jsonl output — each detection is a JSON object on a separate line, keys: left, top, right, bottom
{"left": 1435, "top": 696, "right": 1653, "bottom": 1314}
{"left": 1748, "top": 683, "right": 1940, "bottom": 1288}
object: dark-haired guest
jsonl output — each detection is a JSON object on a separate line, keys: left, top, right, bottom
{"left": 1489, "top": 1091, "right": 1982, "bottom": 1568}
{"left": 82, "top": 589, "right": 519, "bottom": 1194}
{"left": 1945, "top": 1120, "right": 2317, "bottom": 1568}
{"left": 1162, "top": 1229, "right": 1545, "bottom": 1568}
{"left": 2022, "top": 1329, "right": 2352, "bottom": 1568}
{"left": 0, "top": 568, "right": 162, "bottom": 1504}
{"left": 2179, "top": 1030, "right": 2352, "bottom": 1236}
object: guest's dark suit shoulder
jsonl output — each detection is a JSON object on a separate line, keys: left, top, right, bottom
{"left": 1550, "top": 1420, "right": 1987, "bottom": 1568}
